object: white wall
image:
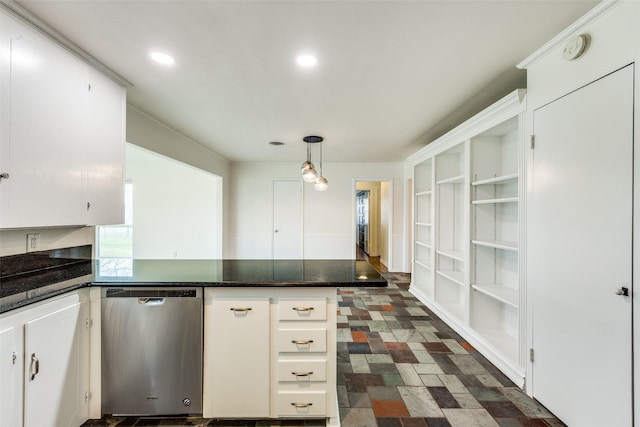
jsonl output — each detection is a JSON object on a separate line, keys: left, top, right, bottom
{"left": 226, "top": 161, "right": 407, "bottom": 272}
{"left": 126, "top": 144, "right": 222, "bottom": 259}
{"left": 380, "top": 181, "right": 391, "bottom": 267}
{"left": 126, "top": 106, "right": 231, "bottom": 241}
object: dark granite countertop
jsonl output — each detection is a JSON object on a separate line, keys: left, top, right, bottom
{"left": 1, "top": 249, "right": 387, "bottom": 314}
{"left": 93, "top": 259, "right": 387, "bottom": 287}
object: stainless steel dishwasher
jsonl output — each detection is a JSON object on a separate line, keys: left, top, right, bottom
{"left": 101, "top": 288, "right": 203, "bottom": 416}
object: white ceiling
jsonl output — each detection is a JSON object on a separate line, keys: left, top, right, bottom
{"left": 16, "top": 0, "right": 599, "bottom": 163}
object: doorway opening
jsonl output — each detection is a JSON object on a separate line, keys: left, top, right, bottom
{"left": 354, "top": 180, "right": 392, "bottom": 272}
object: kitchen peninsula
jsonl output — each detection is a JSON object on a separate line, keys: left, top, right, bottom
{"left": 0, "top": 248, "right": 387, "bottom": 427}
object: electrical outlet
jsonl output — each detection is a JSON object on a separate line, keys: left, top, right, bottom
{"left": 26, "top": 233, "right": 41, "bottom": 252}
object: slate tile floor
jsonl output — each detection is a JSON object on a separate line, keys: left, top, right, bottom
{"left": 83, "top": 272, "right": 563, "bottom": 427}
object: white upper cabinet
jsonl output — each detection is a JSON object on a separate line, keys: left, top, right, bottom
{"left": 84, "top": 69, "right": 125, "bottom": 226}
{"left": 0, "top": 10, "right": 125, "bottom": 229}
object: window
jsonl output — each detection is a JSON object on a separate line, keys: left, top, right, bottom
{"left": 96, "top": 181, "right": 133, "bottom": 277}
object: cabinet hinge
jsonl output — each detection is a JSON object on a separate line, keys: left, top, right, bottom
{"left": 12, "top": 351, "right": 16, "bottom": 365}
{"left": 529, "top": 348, "right": 534, "bottom": 362}
{"left": 84, "top": 392, "right": 89, "bottom": 403}
{"left": 530, "top": 135, "right": 535, "bottom": 149}
{"left": 88, "top": 84, "right": 91, "bottom": 92}
{"left": 86, "top": 318, "right": 91, "bottom": 329}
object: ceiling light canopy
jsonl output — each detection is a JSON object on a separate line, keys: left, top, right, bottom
{"left": 296, "top": 54, "right": 317, "bottom": 68}
{"left": 150, "top": 51, "right": 175, "bottom": 65}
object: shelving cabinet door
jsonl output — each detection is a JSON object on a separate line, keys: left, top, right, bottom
{"left": 206, "top": 297, "right": 270, "bottom": 417}
{"left": 23, "top": 300, "right": 89, "bottom": 427}
{"left": 1, "top": 15, "right": 88, "bottom": 228}
{"left": 0, "top": 323, "right": 21, "bottom": 427}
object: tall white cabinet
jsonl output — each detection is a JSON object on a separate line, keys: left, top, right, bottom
{"left": 518, "top": 1, "right": 640, "bottom": 425}
{"left": 408, "top": 90, "right": 526, "bottom": 385}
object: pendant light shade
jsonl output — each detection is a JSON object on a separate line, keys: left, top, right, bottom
{"left": 314, "top": 176, "right": 328, "bottom": 191}
{"left": 300, "top": 160, "right": 314, "bottom": 173}
{"left": 302, "top": 165, "right": 318, "bottom": 182}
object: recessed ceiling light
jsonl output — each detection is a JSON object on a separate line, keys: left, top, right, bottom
{"left": 150, "top": 51, "right": 175, "bottom": 65}
{"left": 296, "top": 54, "right": 317, "bottom": 68}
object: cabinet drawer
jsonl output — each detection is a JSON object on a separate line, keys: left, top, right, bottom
{"left": 277, "top": 391, "right": 326, "bottom": 417}
{"left": 277, "top": 359, "right": 327, "bottom": 382}
{"left": 278, "top": 298, "right": 327, "bottom": 321}
{"left": 277, "top": 329, "right": 327, "bottom": 353}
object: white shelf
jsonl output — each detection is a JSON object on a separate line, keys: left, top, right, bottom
{"left": 471, "top": 284, "right": 518, "bottom": 308}
{"left": 416, "top": 190, "right": 432, "bottom": 196}
{"left": 436, "top": 249, "right": 465, "bottom": 261}
{"left": 436, "top": 174, "right": 465, "bottom": 185}
{"left": 415, "top": 241, "right": 431, "bottom": 249}
{"left": 415, "top": 222, "right": 432, "bottom": 227}
{"left": 472, "top": 197, "right": 518, "bottom": 205}
{"left": 415, "top": 260, "right": 432, "bottom": 270}
{"left": 473, "top": 328, "right": 518, "bottom": 364}
{"left": 438, "top": 300, "right": 465, "bottom": 321}
{"left": 471, "top": 174, "right": 518, "bottom": 186}
{"left": 472, "top": 240, "right": 518, "bottom": 251}
{"left": 436, "top": 269, "right": 465, "bottom": 286}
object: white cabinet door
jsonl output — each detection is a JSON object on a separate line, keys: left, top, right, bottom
{"left": 205, "top": 298, "right": 270, "bottom": 417}
{"left": 0, "top": 324, "right": 21, "bottom": 427}
{"left": 84, "top": 68, "right": 125, "bottom": 226}
{"left": 1, "top": 20, "right": 88, "bottom": 228}
{"left": 529, "top": 65, "right": 633, "bottom": 426}
{"left": 24, "top": 300, "right": 90, "bottom": 427}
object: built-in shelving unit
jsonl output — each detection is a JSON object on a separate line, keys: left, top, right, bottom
{"left": 412, "top": 159, "right": 434, "bottom": 297}
{"left": 470, "top": 114, "right": 520, "bottom": 368}
{"left": 407, "top": 89, "right": 526, "bottom": 387}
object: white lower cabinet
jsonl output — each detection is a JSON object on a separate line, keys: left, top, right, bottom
{"left": 205, "top": 297, "right": 270, "bottom": 418}
{"left": 0, "top": 323, "right": 20, "bottom": 427}
{"left": 0, "top": 290, "right": 91, "bottom": 427}
{"left": 203, "top": 288, "right": 337, "bottom": 425}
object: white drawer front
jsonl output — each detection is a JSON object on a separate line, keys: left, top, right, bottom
{"left": 277, "top": 391, "right": 327, "bottom": 417}
{"left": 278, "top": 298, "right": 327, "bottom": 321}
{"left": 277, "top": 359, "right": 327, "bottom": 382}
{"left": 277, "top": 329, "right": 327, "bottom": 353}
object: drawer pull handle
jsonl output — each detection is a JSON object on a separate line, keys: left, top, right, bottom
{"left": 29, "top": 353, "right": 39, "bottom": 381}
{"left": 291, "top": 402, "right": 313, "bottom": 408}
{"left": 292, "top": 371, "right": 314, "bottom": 377}
{"left": 230, "top": 307, "right": 252, "bottom": 312}
{"left": 291, "top": 339, "right": 314, "bottom": 345}
{"left": 293, "top": 307, "right": 314, "bottom": 312}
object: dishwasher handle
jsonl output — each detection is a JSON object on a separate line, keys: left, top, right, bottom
{"left": 138, "top": 298, "right": 165, "bottom": 305}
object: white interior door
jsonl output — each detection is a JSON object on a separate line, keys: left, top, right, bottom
{"left": 529, "top": 65, "right": 633, "bottom": 426}
{"left": 273, "top": 179, "right": 303, "bottom": 259}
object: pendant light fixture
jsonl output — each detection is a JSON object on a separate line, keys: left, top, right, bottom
{"left": 301, "top": 139, "right": 317, "bottom": 182}
{"left": 314, "top": 140, "right": 328, "bottom": 191}
{"left": 301, "top": 135, "right": 328, "bottom": 191}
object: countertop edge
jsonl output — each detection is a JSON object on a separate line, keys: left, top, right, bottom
{"left": 1, "top": 278, "right": 388, "bottom": 315}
